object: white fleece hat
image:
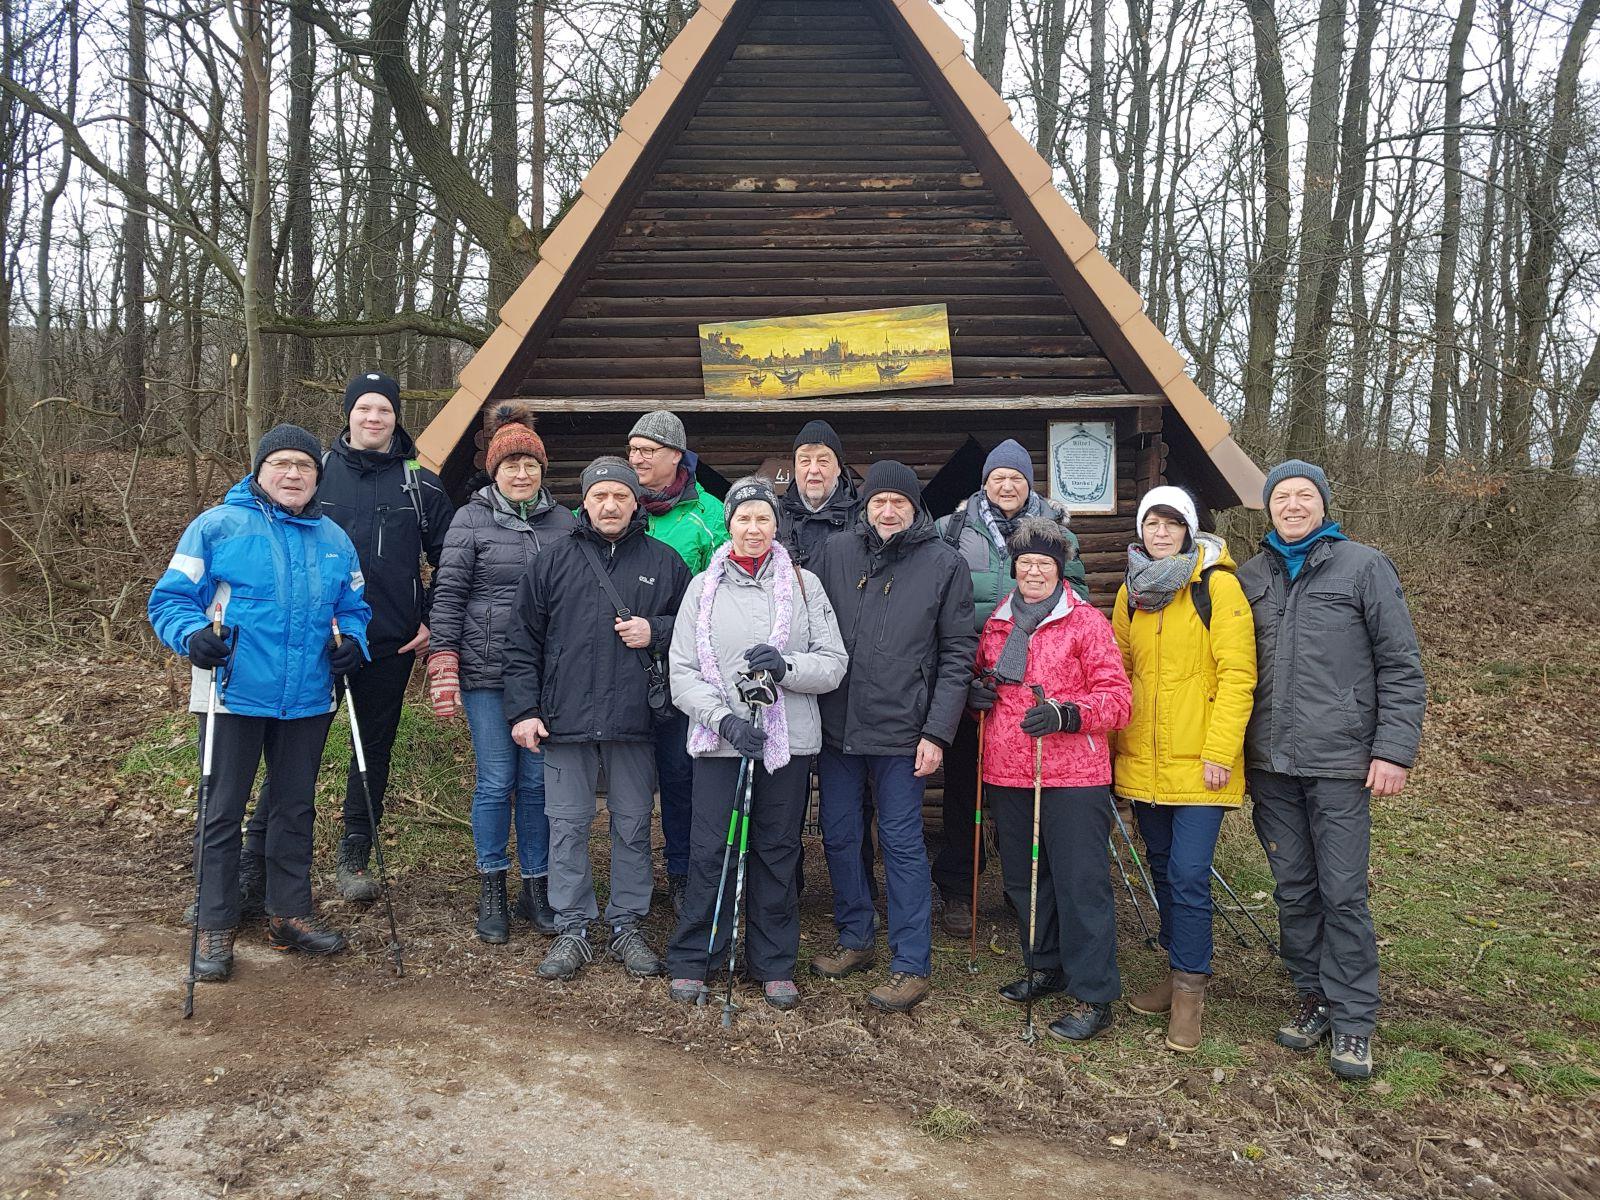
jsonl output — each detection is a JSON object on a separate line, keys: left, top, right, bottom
{"left": 1136, "top": 485, "right": 1200, "bottom": 543}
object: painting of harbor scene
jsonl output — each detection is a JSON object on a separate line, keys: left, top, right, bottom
{"left": 698, "top": 303, "right": 954, "bottom": 402}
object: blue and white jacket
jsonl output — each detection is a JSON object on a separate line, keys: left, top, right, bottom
{"left": 148, "top": 477, "right": 372, "bottom": 719}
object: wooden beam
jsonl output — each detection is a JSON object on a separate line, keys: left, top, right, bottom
{"left": 495, "top": 392, "right": 1164, "bottom": 414}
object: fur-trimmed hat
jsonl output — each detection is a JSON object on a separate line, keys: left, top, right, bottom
{"left": 1007, "top": 516, "right": 1074, "bottom": 578}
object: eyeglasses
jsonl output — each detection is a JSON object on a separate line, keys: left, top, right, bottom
{"left": 1015, "top": 558, "right": 1055, "bottom": 574}
{"left": 499, "top": 462, "right": 542, "bottom": 478}
{"left": 626, "top": 443, "right": 665, "bottom": 460}
{"left": 261, "top": 457, "right": 315, "bottom": 476}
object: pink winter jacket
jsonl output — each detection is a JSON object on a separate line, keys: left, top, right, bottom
{"left": 975, "top": 589, "right": 1133, "bottom": 789}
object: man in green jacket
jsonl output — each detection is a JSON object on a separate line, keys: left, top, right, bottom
{"left": 626, "top": 410, "right": 729, "bottom": 913}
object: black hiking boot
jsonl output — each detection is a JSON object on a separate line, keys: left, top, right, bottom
{"left": 1049, "top": 1000, "right": 1115, "bottom": 1042}
{"left": 1276, "top": 992, "right": 1332, "bottom": 1051}
{"left": 266, "top": 914, "right": 347, "bottom": 955}
{"left": 667, "top": 873, "right": 689, "bottom": 920}
{"left": 239, "top": 850, "right": 266, "bottom": 921}
{"left": 607, "top": 924, "right": 665, "bottom": 978}
{"left": 998, "top": 969, "right": 1068, "bottom": 1005}
{"left": 336, "top": 834, "right": 382, "bottom": 903}
{"left": 513, "top": 875, "right": 558, "bottom": 935}
{"left": 537, "top": 931, "right": 594, "bottom": 981}
{"left": 193, "top": 928, "right": 237, "bottom": 983}
{"left": 475, "top": 871, "right": 510, "bottom": 944}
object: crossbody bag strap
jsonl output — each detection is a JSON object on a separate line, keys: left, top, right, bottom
{"left": 575, "top": 537, "right": 633, "bottom": 619}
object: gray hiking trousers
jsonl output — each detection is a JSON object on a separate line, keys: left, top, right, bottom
{"left": 543, "top": 740, "right": 658, "bottom": 934}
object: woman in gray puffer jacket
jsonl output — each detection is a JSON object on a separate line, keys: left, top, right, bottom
{"left": 664, "top": 476, "right": 847, "bottom": 1011}
{"left": 426, "top": 422, "right": 576, "bottom": 944}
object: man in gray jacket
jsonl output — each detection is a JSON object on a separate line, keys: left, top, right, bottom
{"left": 1238, "top": 460, "right": 1425, "bottom": 1081}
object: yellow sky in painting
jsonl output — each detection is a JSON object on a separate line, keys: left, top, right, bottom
{"left": 701, "top": 303, "right": 950, "bottom": 360}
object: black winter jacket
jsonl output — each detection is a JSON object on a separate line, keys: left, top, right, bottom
{"left": 779, "top": 472, "right": 861, "bottom": 569}
{"left": 1238, "top": 534, "right": 1425, "bottom": 778}
{"left": 315, "top": 428, "right": 453, "bottom": 658}
{"left": 501, "top": 513, "right": 691, "bottom": 742}
{"left": 812, "top": 511, "right": 977, "bottom": 756}
{"left": 428, "top": 486, "right": 577, "bottom": 690}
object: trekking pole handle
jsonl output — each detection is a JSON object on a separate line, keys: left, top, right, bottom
{"left": 331, "top": 617, "right": 342, "bottom": 647}
{"left": 211, "top": 603, "right": 223, "bottom": 637}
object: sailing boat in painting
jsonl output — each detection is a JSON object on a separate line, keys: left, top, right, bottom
{"left": 774, "top": 367, "right": 805, "bottom": 386}
{"left": 876, "top": 335, "right": 908, "bottom": 380}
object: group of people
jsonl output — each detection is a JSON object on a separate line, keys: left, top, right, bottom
{"left": 149, "top": 375, "right": 1424, "bottom": 1082}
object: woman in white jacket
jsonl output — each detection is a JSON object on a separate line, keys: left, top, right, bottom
{"left": 664, "top": 476, "right": 848, "bottom": 1010}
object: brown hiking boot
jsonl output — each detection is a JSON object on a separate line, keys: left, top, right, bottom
{"left": 1128, "top": 971, "right": 1174, "bottom": 1015}
{"left": 809, "top": 942, "right": 876, "bottom": 979}
{"left": 866, "top": 971, "right": 930, "bottom": 1013}
{"left": 1166, "top": 971, "right": 1207, "bottom": 1053}
{"left": 939, "top": 897, "right": 973, "bottom": 939}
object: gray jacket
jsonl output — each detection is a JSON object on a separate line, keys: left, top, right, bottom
{"left": 1237, "top": 534, "right": 1424, "bottom": 778}
{"left": 428, "top": 486, "right": 577, "bottom": 690}
{"left": 669, "top": 553, "right": 848, "bottom": 758}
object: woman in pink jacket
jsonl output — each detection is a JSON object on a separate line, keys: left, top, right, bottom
{"left": 967, "top": 518, "right": 1132, "bottom": 1040}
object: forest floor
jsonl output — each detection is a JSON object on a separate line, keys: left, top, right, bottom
{"left": 1, "top": 455, "right": 1598, "bottom": 1199}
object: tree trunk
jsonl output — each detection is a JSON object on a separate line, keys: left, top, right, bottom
{"left": 488, "top": 0, "right": 518, "bottom": 316}
{"left": 1083, "top": 0, "right": 1105, "bottom": 230}
{"left": 1240, "top": 0, "right": 1291, "bottom": 448}
{"left": 1031, "top": 0, "right": 1067, "bottom": 163}
{"left": 530, "top": 0, "right": 546, "bottom": 248}
{"left": 974, "top": 0, "right": 1010, "bottom": 93}
{"left": 285, "top": 3, "right": 317, "bottom": 397}
{"left": 122, "top": 0, "right": 149, "bottom": 438}
{"left": 234, "top": 0, "right": 273, "bottom": 454}
{"left": 1426, "top": 0, "right": 1475, "bottom": 468}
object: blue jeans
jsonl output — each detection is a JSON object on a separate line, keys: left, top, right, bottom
{"left": 654, "top": 709, "right": 694, "bottom": 877}
{"left": 462, "top": 688, "right": 548, "bottom": 877}
{"left": 1134, "top": 802, "right": 1227, "bottom": 974}
{"left": 818, "top": 749, "right": 932, "bottom": 976}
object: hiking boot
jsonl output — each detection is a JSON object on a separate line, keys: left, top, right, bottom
{"left": 1049, "top": 1000, "right": 1115, "bottom": 1042}
{"left": 239, "top": 850, "right": 266, "bottom": 921}
{"left": 266, "top": 914, "right": 347, "bottom": 955}
{"left": 193, "top": 928, "right": 236, "bottom": 983}
{"left": 537, "top": 931, "right": 593, "bottom": 980}
{"left": 475, "top": 871, "right": 510, "bottom": 944}
{"left": 1277, "top": 992, "right": 1332, "bottom": 1051}
{"left": 607, "top": 925, "right": 665, "bottom": 978}
{"left": 1329, "top": 1030, "right": 1374, "bottom": 1080}
{"left": 513, "top": 875, "right": 558, "bottom": 935}
{"left": 336, "top": 835, "right": 382, "bottom": 903}
{"left": 763, "top": 980, "right": 800, "bottom": 1011}
{"left": 1166, "top": 971, "right": 1207, "bottom": 1053}
{"left": 940, "top": 894, "right": 974, "bottom": 940}
{"left": 866, "top": 972, "right": 930, "bottom": 1013}
{"left": 670, "top": 978, "right": 706, "bottom": 1004}
{"left": 809, "top": 942, "right": 876, "bottom": 980}
{"left": 668, "top": 873, "right": 688, "bottom": 920}
{"left": 998, "top": 969, "right": 1068, "bottom": 1005}
{"left": 1127, "top": 972, "right": 1174, "bottom": 1016}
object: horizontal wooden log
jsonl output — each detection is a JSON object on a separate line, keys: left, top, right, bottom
{"left": 596, "top": 244, "right": 1039, "bottom": 265}
{"left": 503, "top": 389, "right": 1163, "bottom": 411}
{"left": 648, "top": 171, "right": 985, "bottom": 191}
{"left": 578, "top": 277, "right": 1059, "bottom": 300}
{"left": 536, "top": 334, "right": 1102, "bottom": 358}
{"left": 520, "top": 354, "right": 1116, "bottom": 381}
{"left": 682, "top": 114, "right": 953, "bottom": 130}
{"left": 633, "top": 189, "right": 1001, "bottom": 210}
{"left": 694, "top": 101, "right": 940, "bottom": 118}
{"left": 562, "top": 293, "right": 1068, "bottom": 317}
{"left": 661, "top": 146, "right": 973, "bottom": 165}
{"left": 731, "top": 44, "right": 899, "bottom": 60}
{"left": 675, "top": 126, "right": 958, "bottom": 146}
{"left": 550, "top": 314, "right": 1089, "bottom": 337}
{"left": 710, "top": 70, "right": 918, "bottom": 88}
{"left": 606, "top": 234, "right": 1030, "bottom": 253}
{"left": 702, "top": 86, "right": 929, "bottom": 104}
{"left": 625, "top": 203, "right": 1009, "bottom": 224}
{"left": 512, "top": 376, "right": 1135, "bottom": 398}
{"left": 589, "top": 258, "right": 1053, "bottom": 280}
{"left": 616, "top": 218, "right": 1019, "bottom": 238}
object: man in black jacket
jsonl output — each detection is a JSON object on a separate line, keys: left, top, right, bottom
{"left": 808, "top": 461, "right": 976, "bottom": 1013}
{"left": 503, "top": 457, "right": 690, "bottom": 982}
{"left": 779, "top": 419, "right": 861, "bottom": 569}
{"left": 244, "top": 372, "right": 452, "bottom": 902}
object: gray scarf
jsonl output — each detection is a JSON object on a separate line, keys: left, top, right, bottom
{"left": 995, "top": 583, "right": 1063, "bottom": 683}
{"left": 1125, "top": 543, "right": 1200, "bottom": 613}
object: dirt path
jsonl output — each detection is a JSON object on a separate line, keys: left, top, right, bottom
{"left": 0, "top": 898, "right": 1238, "bottom": 1200}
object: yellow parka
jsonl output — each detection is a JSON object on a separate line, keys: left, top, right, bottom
{"left": 1112, "top": 536, "right": 1257, "bottom": 806}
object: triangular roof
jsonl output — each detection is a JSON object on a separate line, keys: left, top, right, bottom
{"left": 417, "top": 0, "right": 1263, "bottom": 509}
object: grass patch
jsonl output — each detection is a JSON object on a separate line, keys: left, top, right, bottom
{"left": 1511, "top": 1061, "right": 1600, "bottom": 1099}
{"left": 1375, "top": 1048, "right": 1448, "bottom": 1106}
{"left": 915, "top": 1103, "right": 981, "bottom": 1141}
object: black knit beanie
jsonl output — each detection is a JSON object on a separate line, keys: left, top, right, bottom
{"left": 343, "top": 371, "right": 400, "bottom": 417}
{"left": 793, "top": 419, "right": 845, "bottom": 464}
{"left": 1006, "top": 516, "right": 1072, "bottom": 578}
{"left": 253, "top": 424, "right": 323, "bottom": 478}
{"left": 859, "top": 460, "right": 923, "bottom": 512}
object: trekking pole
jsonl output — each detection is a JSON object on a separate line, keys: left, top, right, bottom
{"left": 720, "top": 689, "right": 770, "bottom": 1029}
{"left": 1108, "top": 836, "right": 1159, "bottom": 949}
{"left": 332, "top": 619, "right": 404, "bottom": 977}
{"left": 704, "top": 753, "right": 752, "bottom": 1003}
{"left": 184, "top": 603, "right": 225, "bottom": 1020}
{"left": 967, "top": 707, "right": 986, "bottom": 975}
{"left": 1212, "top": 865, "right": 1280, "bottom": 958}
{"left": 1107, "top": 795, "right": 1161, "bottom": 912}
{"left": 1022, "top": 685, "right": 1045, "bottom": 1045}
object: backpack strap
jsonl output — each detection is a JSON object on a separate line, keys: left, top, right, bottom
{"left": 940, "top": 503, "right": 969, "bottom": 548}
{"left": 404, "top": 459, "right": 430, "bottom": 536}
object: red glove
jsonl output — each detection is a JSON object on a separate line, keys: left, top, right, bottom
{"left": 427, "top": 651, "right": 462, "bottom": 719}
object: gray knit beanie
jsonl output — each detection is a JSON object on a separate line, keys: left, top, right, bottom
{"left": 982, "top": 438, "right": 1035, "bottom": 489}
{"left": 724, "top": 475, "right": 780, "bottom": 526}
{"left": 253, "top": 424, "right": 323, "bottom": 478}
{"left": 580, "top": 455, "right": 641, "bottom": 499}
{"left": 628, "top": 410, "right": 688, "bottom": 454}
{"left": 1262, "top": 459, "right": 1332, "bottom": 511}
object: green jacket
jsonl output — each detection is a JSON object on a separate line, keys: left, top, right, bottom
{"left": 645, "top": 480, "right": 727, "bottom": 574}
{"left": 935, "top": 492, "right": 1088, "bottom": 631}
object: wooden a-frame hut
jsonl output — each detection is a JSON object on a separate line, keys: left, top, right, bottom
{"left": 416, "top": 0, "right": 1263, "bottom": 600}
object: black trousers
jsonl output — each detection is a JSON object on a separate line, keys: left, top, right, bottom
{"left": 245, "top": 651, "right": 414, "bottom": 852}
{"left": 196, "top": 711, "right": 334, "bottom": 928}
{"left": 931, "top": 710, "right": 986, "bottom": 897}
{"left": 988, "top": 784, "right": 1120, "bottom": 1003}
{"left": 666, "top": 755, "right": 809, "bottom": 983}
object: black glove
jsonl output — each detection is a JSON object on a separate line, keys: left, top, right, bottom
{"left": 328, "top": 636, "right": 364, "bottom": 678}
{"left": 967, "top": 675, "right": 998, "bottom": 712}
{"left": 744, "top": 643, "right": 787, "bottom": 682}
{"left": 1020, "top": 697, "right": 1081, "bottom": 737}
{"left": 718, "top": 713, "right": 767, "bottom": 760}
{"left": 187, "top": 625, "right": 233, "bottom": 670}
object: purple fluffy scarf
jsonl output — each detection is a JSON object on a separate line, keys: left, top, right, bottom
{"left": 687, "top": 540, "right": 794, "bottom": 772}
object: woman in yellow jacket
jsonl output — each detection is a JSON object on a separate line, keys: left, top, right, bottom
{"left": 1113, "top": 486, "right": 1256, "bottom": 1052}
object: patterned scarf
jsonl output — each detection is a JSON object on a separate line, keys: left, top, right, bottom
{"left": 977, "top": 492, "right": 1044, "bottom": 554}
{"left": 994, "top": 583, "right": 1063, "bottom": 683}
{"left": 686, "top": 540, "right": 795, "bottom": 773}
{"left": 640, "top": 464, "right": 693, "bottom": 517}
{"left": 1125, "top": 543, "right": 1201, "bottom": 613}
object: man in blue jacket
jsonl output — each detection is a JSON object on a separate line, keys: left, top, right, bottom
{"left": 149, "top": 425, "right": 372, "bottom": 984}
{"left": 243, "top": 373, "right": 452, "bottom": 902}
